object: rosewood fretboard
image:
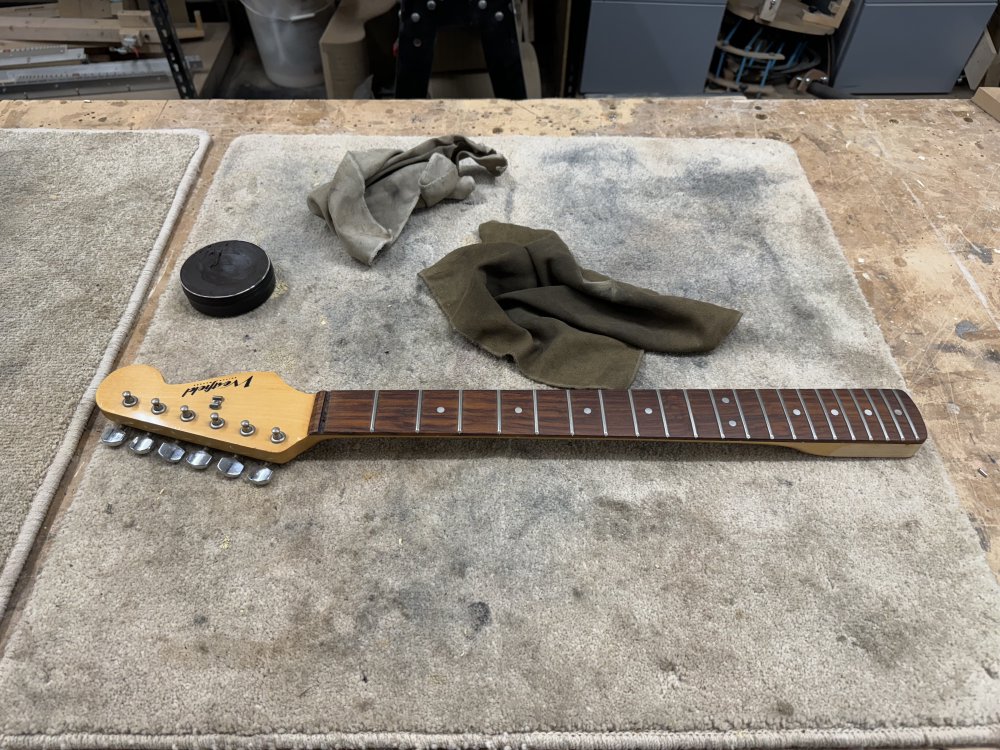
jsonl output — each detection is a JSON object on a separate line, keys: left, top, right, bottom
{"left": 308, "top": 388, "right": 926, "bottom": 455}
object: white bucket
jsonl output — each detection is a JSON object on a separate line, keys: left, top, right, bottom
{"left": 241, "top": 0, "right": 335, "bottom": 88}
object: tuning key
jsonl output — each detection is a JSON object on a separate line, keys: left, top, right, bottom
{"left": 128, "top": 434, "right": 155, "bottom": 455}
{"left": 246, "top": 465, "right": 274, "bottom": 486}
{"left": 156, "top": 442, "right": 185, "bottom": 463}
{"left": 184, "top": 449, "right": 213, "bottom": 470}
{"left": 217, "top": 456, "right": 244, "bottom": 479}
{"left": 100, "top": 424, "right": 128, "bottom": 447}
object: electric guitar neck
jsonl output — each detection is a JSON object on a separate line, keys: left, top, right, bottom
{"left": 95, "top": 366, "right": 927, "bottom": 471}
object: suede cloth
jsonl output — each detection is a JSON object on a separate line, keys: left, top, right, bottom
{"left": 419, "top": 221, "right": 743, "bottom": 388}
{"left": 307, "top": 135, "right": 507, "bottom": 265}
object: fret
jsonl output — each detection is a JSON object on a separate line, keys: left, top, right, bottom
{"left": 629, "top": 390, "right": 667, "bottom": 438}
{"left": 627, "top": 390, "right": 640, "bottom": 437}
{"left": 597, "top": 390, "right": 608, "bottom": 437}
{"left": 569, "top": 390, "right": 604, "bottom": 437}
{"left": 798, "top": 389, "right": 832, "bottom": 441}
{"left": 369, "top": 390, "right": 379, "bottom": 433}
{"left": 656, "top": 389, "right": 669, "bottom": 437}
{"left": 457, "top": 390, "right": 499, "bottom": 435}
{"left": 732, "top": 390, "right": 751, "bottom": 440}
{"left": 496, "top": 390, "right": 501, "bottom": 434}
{"left": 419, "top": 390, "right": 460, "bottom": 433}
{"left": 830, "top": 390, "right": 856, "bottom": 441}
{"left": 848, "top": 390, "right": 874, "bottom": 440}
{"left": 861, "top": 388, "right": 890, "bottom": 441}
{"left": 794, "top": 388, "right": 818, "bottom": 440}
{"left": 877, "top": 389, "right": 905, "bottom": 440}
{"left": 708, "top": 390, "right": 725, "bottom": 438}
{"left": 753, "top": 389, "right": 775, "bottom": 440}
{"left": 457, "top": 389, "right": 464, "bottom": 434}
{"left": 324, "top": 390, "right": 376, "bottom": 433}
{"left": 682, "top": 389, "right": 698, "bottom": 439}
{"left": 775, "top": 390, "right": 797, "bottom": 440}
{"left": 536, "top": 389, "right": 571, "bottom": 436}
{"left": 813, "top": 389, "right": 837, "bottom": 440}
{"left": 415, "top": 390, "right": 424, "bottom": 433}
{"left": 600, "top": 390, "right": 635, "bottom": 436}
{"left": 566, "top": 390, "right": 575, "bottom": 436}
{"left": 711, "top": 389, "right": 743, "bottom": 439}
{"left": 372, "top": 390, "right": 418, "bottom": 434}
{"left": 500, "top": 390, "right": 536, "bottom": 435}
{"left": 532, "top": 390, "right": 539, "bottom": 435}
{"left": 888, "top": 389, "right": 919, "bottom": 441}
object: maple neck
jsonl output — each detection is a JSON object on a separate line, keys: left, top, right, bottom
{"left": 308, "top": 387, "right": 926, "bottom": 456}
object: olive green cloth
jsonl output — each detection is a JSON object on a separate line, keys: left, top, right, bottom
{"left": 419, "top": 221, "right": 742, "bottom": 388}
{"left": 307, "top": 135, "right": 508, "bottom": 266}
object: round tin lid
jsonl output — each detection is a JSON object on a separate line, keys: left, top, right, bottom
{"left": 179, "top": 240, "right": 276, "bottom": 318}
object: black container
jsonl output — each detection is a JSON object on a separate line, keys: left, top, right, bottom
{"left": 180, "top": 240, "right": 276, "bottom": 318}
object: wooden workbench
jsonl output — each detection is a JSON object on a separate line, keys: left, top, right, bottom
{"left": 2, "top": 97, "right": 997, "bottom": 581}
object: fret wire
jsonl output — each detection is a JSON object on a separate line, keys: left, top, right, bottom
{"left": 415, "top": 390, "right": 423, "bottom": 433}
{"left": 566, "top": 390, "right": 575, "bottom": 437}
{"left": 877, "top": 389, "right": 905, "bottom": 440}
{"left": 369, "top": 390, "right": 380, "bottom": 433}
{"left": 862, "top": 388, "right": 890, "bottom": 440}
{"left": 496, "top": 390, "right": 502, "bottom": 434}
{"left": 682, "top": 389, "right": 698, "bottom": 438}
{"left": 795, "top": 388, "right": 818, "bottom": 440}
{"left": 532, "top": 390, "right": 539, "bottom": 435}
{"left": 708, "top": 389, "right": 725, "bottom": 438}
{"left": 831, "top": 390, "right": 856, "bottom": 441}
{"left": 732, "top": 389, "right": 751, "bottom": 439}
{"left": 848, "top": 389, "right": 873, "bottom": 440}
{"left": 597, "top": 389, "right": 608, "bottom": 437}
{"left": 457, "top": 389, "right": 464, "bottom": 434}
{"left": 776, "top": 390, "right": 797, "bottom": 440}
{"left": 753, "top": 389, "right": 775, "bottom": 440}
{"left": 627, "top": 389, "right": 640, "bottom": 437}
{"left": 814, "top": 389, "right": 837, "bottom": 440}
{"left": 655, "top": 389, "right": 669, "bottom": 437}
{"left": 889, "top": 390, "right": 919, "bottom": 441}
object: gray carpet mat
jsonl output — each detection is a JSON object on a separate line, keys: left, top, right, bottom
{"left": 0, "top": 128, "right": 209, "bottom": 616}
{"left": 0, "top": 135, "right": 997, "bottom": 749}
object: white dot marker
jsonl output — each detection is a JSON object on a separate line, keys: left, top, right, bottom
{"left": 644, "top": 407, "right": 653, "bottom": 415}
{"left": 728, "top": 420, "right": 737, "bottom": 428}
{"left": 864, "top": 409, "right": 873, "bottom": 416}
{"left": 583, "top": 407, "right": 592, "bottom": 415}
{"left": 831, "top": 409, "right": 840, "bottom": 416}
{"left": 436, "top": 406, "right": 445, "bottom": 414}
{"left": 793, "top": 409, "right": 802, "bottom": 416}
{"left": 721, "top": 397, "right": 730, "bottom": 404}
{"left": 894, "top": 409, "right": 902, "bottom": 416}
{"left": 514, "top": 406, "right": 523, "bottom": 414}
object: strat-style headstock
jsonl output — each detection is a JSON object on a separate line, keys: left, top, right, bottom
{"left": 95, "top": 365, "right": 320, "bottom": 478}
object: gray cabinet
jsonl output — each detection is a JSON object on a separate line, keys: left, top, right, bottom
{"left": 581, "top": 0, "right": 728, "bottom": 96}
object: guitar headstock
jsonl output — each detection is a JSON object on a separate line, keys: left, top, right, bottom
{"left": 95, "top": 364, "right": 319, "bottom": 464}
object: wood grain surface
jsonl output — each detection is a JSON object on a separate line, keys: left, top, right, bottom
{"left": 0, "top": 99, "right": 996, "bottom": 633}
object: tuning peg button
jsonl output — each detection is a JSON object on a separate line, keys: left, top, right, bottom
{"left": 156, "top": 442, "right": 185, "bottom": 463}
{"left": 100, "top": 424, "right": 128, "bottom": 447}
{"left": 246, "top": 466, "right": 274, "bottom": 486}
{"left": 217, "top": 456, "right": 244, "bottom": 479}
{"left": 128, "top": 434, "right": 155, "bottom": 455}
{"left": 184, "top": 449, "right": 213, "bottom": 470}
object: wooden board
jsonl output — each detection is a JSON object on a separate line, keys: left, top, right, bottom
{"left": 0, "top": 98, "right": 997, "bottom": 626}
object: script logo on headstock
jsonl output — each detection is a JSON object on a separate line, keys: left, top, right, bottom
{"left": 180, "top": 375, "right": 254, "bottom": 398}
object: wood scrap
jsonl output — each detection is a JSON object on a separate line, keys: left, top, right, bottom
{"left": 972, "top": 87, "right": 1000, "bottom": 122}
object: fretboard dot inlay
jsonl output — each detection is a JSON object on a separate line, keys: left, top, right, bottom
{"left": 864, "top": 409, "right": 873, "bottom": 416}
{"left": 721, "top": 397, "right": 730, "bottom": 404}
{"left": 644, "top": 407, "right": 653, "bottom": 415}
{"left": 793, "top": 409, "right": 802, "bottom": 416}
{"left": 831, "top": 409, "right": 840, "bottom": 416}
{"left": 514, "top": 406, "right": 523, "bottom": 414}
{"left": 436, "top": 406, "right": 445, "bottom": 414}
{"left": 728, "top": 419, "right": 737, "bottom": 427}
{"left": 894, "top": 408, "right": 902, "bottom": 416}
{"left": 583, "top": 407, "right": 592, "bottom": 415}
